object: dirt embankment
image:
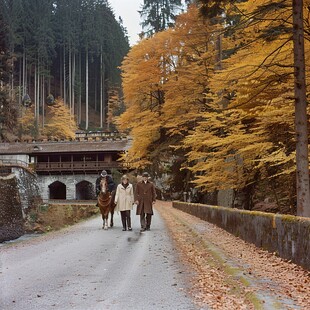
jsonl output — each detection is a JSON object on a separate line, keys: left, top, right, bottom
{"left": 25, "top": 202, "right": 99, "bottom": 233}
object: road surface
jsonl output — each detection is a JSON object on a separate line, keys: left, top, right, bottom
{"left": 0, "top": 212, "right": 199, "bottom": 310}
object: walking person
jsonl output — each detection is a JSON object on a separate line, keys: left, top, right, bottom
{"left": 134, "top": 172, "right": 156, "bottom": 232}
{"left": 114, "top": 175, "right": 134, "bottom": 231}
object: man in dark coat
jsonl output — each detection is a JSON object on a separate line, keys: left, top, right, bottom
{"left": 134, "top": 172, "right": 156, "bottom": 231}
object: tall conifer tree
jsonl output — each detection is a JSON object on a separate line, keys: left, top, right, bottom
{"left": 140, "top": 0, "right": 183, "bottom": 37}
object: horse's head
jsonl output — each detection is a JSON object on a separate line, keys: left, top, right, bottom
{"left": 100, "top": 178, "right": 108, "bottom": 194}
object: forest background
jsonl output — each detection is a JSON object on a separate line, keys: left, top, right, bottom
{"left": 0, "top": 0, "right": 129, "bottom": 141}
{"left": 1, "top": 0, "right": 310, "bottom": 215}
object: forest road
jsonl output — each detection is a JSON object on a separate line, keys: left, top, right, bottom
{"left": 0, "top": 211, "right": 199, "bottom": 310}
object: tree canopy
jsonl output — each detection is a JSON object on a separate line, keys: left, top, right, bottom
{"left": 118, "top": 1, "right": 310, "bottom": 213}
{"left": 0, "top": 0, "right": 129, "bottom": 140}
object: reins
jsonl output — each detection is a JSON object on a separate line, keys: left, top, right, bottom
{"left": 98, "top": 192, "right": 111, "bottom": 205}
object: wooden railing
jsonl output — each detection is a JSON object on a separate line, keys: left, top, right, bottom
{"left": 34, "top": 161, "right": 122, "bottom": 172}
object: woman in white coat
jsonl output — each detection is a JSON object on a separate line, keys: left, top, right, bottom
{"left": 114, "top": 175, "right": 134, "bottom": 231}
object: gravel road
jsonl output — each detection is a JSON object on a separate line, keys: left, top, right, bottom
{"left": 0, "top": 210, "right": 199, "bottom": 310}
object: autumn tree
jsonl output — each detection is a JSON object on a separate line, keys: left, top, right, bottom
{"left": 18, "top": 107, "right": 38, "bottom": 140}
{"left": 118, "top": 34, "right": 168, "bottom": 169}
{"left": 197, "top": 0, "right": 310, "bottom": 214}
{"left": 119, "top": 5, "right": 218, "bottom": 193}
{"left": 42, "top": 98, "right": 77, "bottom": 139}
{"left": 120, "top": 1, "right": 310, "bottom": 212}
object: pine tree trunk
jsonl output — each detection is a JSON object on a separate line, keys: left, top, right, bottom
{"left": 42, "top": 74, "right": 45, "bottom": 127}
{"left": 78, "top": 53, "right": 82, "bottom": 125}
{"left": 69, "top": 46, "right": 72, "bottom": 111}
{"left": 292, "top": 0, "right": 310, "bottom": 216}
{"left": 19, "top": 57, "right": 22, "bottom": 108}
{"left": 60, "top": 54, "right": 63, "bottom": 99}
{"left": 72, "top": 52, "right": 76, "bottom": 116}
{"left": 22, "top": 50, "right": 26, "bottom": 97}
{"left": 63, "top": 45, "right": 66, "bottom": 105}
{"left": 100, "top": 50, "right": 104, "bottom": 128}
{"left": 85, "top": 49, "right": 89, "bottom": 130}
{"left": 100, "top": 49, "right": 105, "bottom": 129}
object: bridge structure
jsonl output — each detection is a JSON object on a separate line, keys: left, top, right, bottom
{"left": 0, "top": 132, "right": 132, "bottom": 201}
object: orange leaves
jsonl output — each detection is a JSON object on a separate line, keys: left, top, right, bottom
{"left": 118, "top": 0, "right": 302, "bottom": 208}
{"left": 42, "top": 98, "right": 77, "bottom": 140}
{"left": 18, "top": 98, "right": 77, "bottom": 140}
{"left": 118, "top": 6, "right": 217, "bottom": 169}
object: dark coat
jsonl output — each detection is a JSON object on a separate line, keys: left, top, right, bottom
{"left": 96, "top": 175, "right": 116, "bottom": 195}
{"left": 135, "top": 180, "right": 156, "bottom": 215}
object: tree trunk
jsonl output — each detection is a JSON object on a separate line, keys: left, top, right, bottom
{"left": 72, "top": 52, "right": 76, "bottom": 116}
{"left": 60, "top": 53, "right": 63, "bottom": 99}
{"left": 63, "top": 45, "right": 66, "bottom": 105}
{"left": 69, "top": 46, "right": 72, "bottom": 111}
{"left": 100, "top": 51, "right": 103, "bottom": 128}
{"left": 22, "top": 50, "right": 26, "bottom": 97}
{"left": 78, "top": 53, "right": 82, "bottom": 125}
{"left": 42, "top": 74, "right": 45, "bottom": 127}
{"left": 85, "top": 49, "right": 89, "bottom": 130}
{"left": 19, "top": 57, "right": 22, "bottom": 108}
{"left": 292, "top": 0, "right": 310, "bottom": 216}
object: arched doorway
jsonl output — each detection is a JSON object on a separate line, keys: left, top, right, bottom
{"left": 76, "top": 180, "right": 95, "bottom": 200}
{"left": 49, "top": 181, "right": 66, "bottom": 199}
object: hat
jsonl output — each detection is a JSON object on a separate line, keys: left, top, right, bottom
{"left": 101, "top": 170, "right": 107, "bottom": 177}
{"left": 142, "top": 172, "right": 149, "bottom": 177}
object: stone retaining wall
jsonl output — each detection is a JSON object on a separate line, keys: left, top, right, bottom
{"left": 0, "top": 174, "right": 24, "bottom": 242}
{"left": 173, "top": 201, "right": 310, "bottom": 271}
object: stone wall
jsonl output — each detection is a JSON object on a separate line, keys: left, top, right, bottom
{"left": 14, "top": 167, "right": 42, "bottom": 215}
{"left": 0, "top": 174, "right": 24, "bottom": 242}
{"left": 37, "top": 174, "right": 97, "bottom": 201}
{"left": 37, "top": 171, "right": 122, "bottom": 201}
{"left": 173, "top": 201, "right": 310, "bottom": 271}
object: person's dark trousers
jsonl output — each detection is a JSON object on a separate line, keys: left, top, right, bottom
{"left": 126, "top": 210, "right": 132, "bottom": 230}
{"left": 140, "top": 212, "right": 152, "bottom": 231}
{"left": 120, "top": 211, "right": 127, "bottom": 230}
{"left": 146, "top": 214, "right": 152, "bottom": 230}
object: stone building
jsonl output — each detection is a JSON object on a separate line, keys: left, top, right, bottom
{"left": 0, "top": 134, "right": 131, "bottom": 202}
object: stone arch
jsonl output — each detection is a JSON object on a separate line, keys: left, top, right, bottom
{"left": 49, "top": 181, "right": 66, "bottom": 199}
{"left": 75, "top": 180, "right": 95, "bottom": 200}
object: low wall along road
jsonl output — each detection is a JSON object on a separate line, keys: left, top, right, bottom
{"left": 173, "top": 201, "right": 310, "bottom": 271}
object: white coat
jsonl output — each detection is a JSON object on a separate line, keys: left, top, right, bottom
{"left": 114, "top": 183, "right": 134, "bottom": 212}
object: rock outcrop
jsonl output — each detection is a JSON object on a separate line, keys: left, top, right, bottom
{"left": 0, "top": 174, "right": 24, "bottom": 242}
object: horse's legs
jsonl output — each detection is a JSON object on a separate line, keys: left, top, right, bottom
{"left": 110, "top": 210, "right": 114, "bottom": 227}
{"left": 103, "top": 213, "right": 109, "bottom": 230}
{"left": 101, "top": 213, "right": 105, "bottom": 229}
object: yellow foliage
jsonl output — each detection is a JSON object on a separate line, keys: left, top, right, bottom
{"left": 19, "top": 106, "right": 37, "bottom": 138}
{"left": 118, "top": 0, "right": 308, "bottom": 203}
{"left": 42, "top": 98, "right": 77, "bottom": 139}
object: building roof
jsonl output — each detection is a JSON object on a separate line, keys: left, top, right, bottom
{"left": 0, "top": 138, "right": 132, "bottom": 155}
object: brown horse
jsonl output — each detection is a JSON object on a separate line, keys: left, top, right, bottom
{"left": 97, "top": 178, "right": 115, "bottom": 229}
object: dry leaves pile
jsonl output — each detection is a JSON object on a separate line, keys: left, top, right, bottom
{"left": 156, "top": 201, "right": 310, "bottom": 310}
